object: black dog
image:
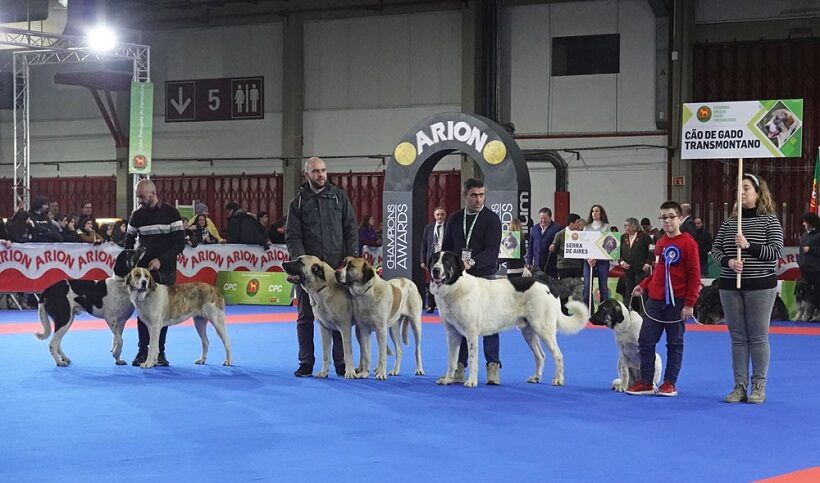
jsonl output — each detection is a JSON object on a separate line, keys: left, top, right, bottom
{"left": 694, "top": 281, "right": 789, "bottom": 324}
{"left": 531, "top": 272, "right": 584, "bottom": 303}
{"left": 794, "top": 279, "right": 819, "bottom": 321}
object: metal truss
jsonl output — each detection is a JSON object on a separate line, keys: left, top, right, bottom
{"left": 0, "top": 27, "right": 150, "bottom": 208}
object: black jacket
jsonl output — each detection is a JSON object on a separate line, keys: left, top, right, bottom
{"left": 442, "top": 207, "right": 502, "bottom": 278}
{"left": 124, "top": 202, "right": 186, "bottom": 272}
{"left": 285, "top": 182, "right": 358, "bottom": 268}
{"left": 798, "top": 228, "right": 820, "bottom": 272}
{"left": 420, "top": 222, "right": 444, "bottom": 266}
{"left": 29, "top": 210, "right": 62, "bottom": 242}
{"left": 226, "top": 209, "right": 267, "bottom": 246}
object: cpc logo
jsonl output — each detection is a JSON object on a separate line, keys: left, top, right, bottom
{"left": 246, "top": 279, "right": 260, "bottom": 297}
{"left": 223, "top": 283, "right": 238, "bottom": 291}
{"left": 696, "top": 106, "right": 712, "bottom": 122}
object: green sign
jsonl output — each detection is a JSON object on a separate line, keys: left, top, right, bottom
{"left": 216, "top": 271, "right": 293, "bottom": 305}
{"left": 129, "top": 81, "right": 154, "bottom": 174}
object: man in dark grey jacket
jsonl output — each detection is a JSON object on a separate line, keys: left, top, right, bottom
{"left": 285, "top": 156, "right": 358, "bottom": 377}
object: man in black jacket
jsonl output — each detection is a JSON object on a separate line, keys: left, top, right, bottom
{"left": 420, "top": 206, "right": 447, "bottom": 313}
{"left": 442, "top": 178, "right": 503, "bottom": 385}
{"left": 124, "top": 180, "right": 186, "bottom": 366}
{"left": 285, "top": 157, "right": 358, "bottom": 377}
{"left": 225, "top": 202, "right": 268, "bottom": 247}
{"left": 29, "top": 196, "right": 63, "bottom": 242}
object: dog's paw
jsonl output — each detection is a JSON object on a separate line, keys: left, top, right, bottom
{"left": 388, "top": 369, "right": 399, "bottom": 376}
{"left": 56, "top": 360, "right": 70, "bottom": 367}
{"left": 551, "top": 376, "right": 564, "bottom": 386}
{"left": 343, "top": 370, "right": 357, "bottom": 379}
{"left": 355, "top": 371, "right": 370, "bottom": 379}
{"left": 115, "top": 359, "right": 127, "bottom": 366}
{"left": 375, "top": 371, "right": 387, "bottom": 380}
{"left": 222, "top": 360, "right": 231, "bottom": 366}
{"left": 526, "top": 375, "right": 541, "bottom": 384}
{"left": 464, "top": 379, "right": 478, "bottom": 388}
{"left": 316, "top": 370, "right": 329, "bottom": 378}
{"left": 62, "top": 357, "right": 72, "bottom": 364}
{"left": 194, "top": 358, "right": 206, "bottom": 365}
{"left": 435, "top": 376, "right": 452, "bottom": 385}
{"left": 415, "top": 369, "right": 425, "bottom": 376}
{"left": 140, "top": 361, "right": 155, "bottom": 369}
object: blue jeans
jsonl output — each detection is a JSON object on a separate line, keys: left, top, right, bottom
{"left": 583, "top": 260, "right": 610, "bottom": 308}
{"left": 638, "top": 298, "right": 686, "bottom": 385}
{"left": 719, "top": 288, "right": 777, "bottom": 385}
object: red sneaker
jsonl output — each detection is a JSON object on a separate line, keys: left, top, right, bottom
{"left": 657, "top": 380, "right": 678, "bottom": 397}
{"left": 625, "top": 381, "right": 656, "bottom": 395}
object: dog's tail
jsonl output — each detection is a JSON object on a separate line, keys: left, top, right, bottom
{"left": 556, "top": 301, "right": 590, "bottom": 335}
{"left": 35, "top": 301, "right": 52, "bottom": 340}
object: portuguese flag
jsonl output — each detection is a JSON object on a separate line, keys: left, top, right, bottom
{"left": 812, "top": 147, "right": 820, "bottom": 214}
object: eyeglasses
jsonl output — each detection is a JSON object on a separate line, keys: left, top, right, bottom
{"left": 658, "top": 215, "right": 678, "bottom": 221}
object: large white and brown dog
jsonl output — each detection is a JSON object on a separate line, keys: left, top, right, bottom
{"left": 336, "top": 257, "right": 424, "bottom": 380}
{"left": 35, "top": 248, "right": 143, "bottom": 366}
{"left": 589, "top": 299, "right": 662, "bottom": 392}
{"left": 126, "top": 267, "right": 232, "bottom": 369}
{"left": 282, "top": 255, "right": 358, "bottom": 379}
{"left": 429, "top": 251, "right": 589, "bottom": 388}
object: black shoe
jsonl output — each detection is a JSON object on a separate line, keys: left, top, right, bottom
{"left": 156, "top": 352, "right": 170, "bottom": 367}
{"left": 131, "top": 351, "right": 147, "bottom": 366}
{"left": 424, "top": 306, "right": 434, "bottom": 314}
{"left": 335, "top": 364, "right": 346, "bottom": 376}
{"left": 294, "top": 364, "right": 313, "bottom": 377}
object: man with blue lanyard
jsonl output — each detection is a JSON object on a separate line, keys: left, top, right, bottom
{"left": 441, "top": 178, "right": 503, "bottom": 385}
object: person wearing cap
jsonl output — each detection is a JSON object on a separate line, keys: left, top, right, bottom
{"left": 186, "top": 202, "right": 225, "bottom": 243}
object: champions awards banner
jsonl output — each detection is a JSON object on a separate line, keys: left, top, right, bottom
{"left": 562, "top": 230, "right": 620, "bottom": 261}
{"left": 681, "top": 99, "right": 803, "bottom": 159}
{"left": 0, "top": 243, "right": 384, "bottom": 293}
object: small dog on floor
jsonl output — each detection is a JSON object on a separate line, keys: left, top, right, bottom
{"left": 589, "top": 299, "right": 662, "bottom": 392}
{"left": 126, "top": 267, "right": 232, "bottom": 369}
{"left": 695, "top": 282, "right": 790, "bottom": 324}
{"left": 35, "top": 248, "right": 143, "bottom": 366}
{"left": 794, "top": 279, "right": 820, "bottom": 321}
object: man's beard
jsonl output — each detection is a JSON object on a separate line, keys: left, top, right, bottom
{"left": 309, "top": 179, "right": 326, "bottom": 191}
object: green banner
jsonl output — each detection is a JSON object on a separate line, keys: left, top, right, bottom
{"left": 216, "top": 271, "right": 293, "bottom": 305}
{"left": 129, "top": 81, "right": 154, "bottom": 174}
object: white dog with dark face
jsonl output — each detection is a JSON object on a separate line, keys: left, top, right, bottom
{"left": 126, "top": 267, "right": 232, "bottom": 369}
{"left": 336, "top": 257, "right": 424, "bottom": 380}
{"left": 429, "top": 251, "right": 589, "bottom": 388}
{"left": 589, "top": 298, "right": 661, "bottom": 392}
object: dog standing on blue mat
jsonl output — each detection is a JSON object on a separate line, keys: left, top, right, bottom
{"left": 35, "top": 248, "right": 143, "bottom": 366}
{"left": 589, "top": 299, "right": 662, "bottom": 392}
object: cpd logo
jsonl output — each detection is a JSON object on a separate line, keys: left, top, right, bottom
{"left": 246, "top": 279, "right": 260, "bottom": 297}
{"left": 696, "top": 106, "right": 712, "bottom": 122}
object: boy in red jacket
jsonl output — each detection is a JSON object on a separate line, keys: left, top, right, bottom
{"left": 626, "top": 200, "right": 701, "bottom": 397}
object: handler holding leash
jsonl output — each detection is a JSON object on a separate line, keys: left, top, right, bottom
{"left": 627, "top": 201, "right": 700, "bottom": 397}
{"left": 285, "top": 156, "right": 359, "bottom": 378}
{"left": 124, "top": 179, "right": 187, "bottom": 367}
{"left": 441, "top": 178, "right": 503, "bottom": 385}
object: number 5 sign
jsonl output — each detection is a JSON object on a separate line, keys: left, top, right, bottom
{"left": 165, "top": 76, "right": 264, "bottom": 122}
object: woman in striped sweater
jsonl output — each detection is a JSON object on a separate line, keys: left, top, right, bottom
{"left": 711, "top": 173, "right": 783, "bottom": 404}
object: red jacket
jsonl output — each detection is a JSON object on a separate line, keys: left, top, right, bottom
{"left": 639, "top": 232, "right": 701, "bottom": 307}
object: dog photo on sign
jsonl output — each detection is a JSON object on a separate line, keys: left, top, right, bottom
{"left": 756, "top": 101, "right": 800, "bottom": 148}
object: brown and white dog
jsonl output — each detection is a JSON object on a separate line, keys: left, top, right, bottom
{"left": 336, "top": 257, "right": 424, "bottom": 380}
{"left": 764, "top": 108, "right": 799, "bottom": 147}
{"left": 282, "top": 255, "right": 358, "bottom": 379}
{"left": 125, "top": 267, "right": 232, "bottom": 369}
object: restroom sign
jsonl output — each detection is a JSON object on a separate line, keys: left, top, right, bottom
{"left": 165, "top": 76, "right": 264, "bottom": 122}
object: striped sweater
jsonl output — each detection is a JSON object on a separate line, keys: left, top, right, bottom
{"left": 711, "top": 207, "right": 783, "bottom": 290}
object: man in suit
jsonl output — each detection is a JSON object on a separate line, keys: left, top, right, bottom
{"left": 618, "top": 217, "right": 654, "bottom": 312}
{"left": 526, "top": 207, "right": 562, "bottom": 277}
{"left": 692, "top": 217, "right": 713, "bottom": 276}
{"left": 680, "top": 203, "right": 696, "bottom": 235}
{"left": 420, "top": 206, "right": 447, "bottom": 313}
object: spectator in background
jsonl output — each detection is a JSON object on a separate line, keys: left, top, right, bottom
{"left": 48, "top": 201, "right": 60, "bottom": 229}
{"left": 526, "top": 207, "right": 562, "bottom": 277}
{"left": 78, "top": 201, "right": 97, "bottom": 231}
{"left": 797, "top": 212, "right": 820, "bottom": 316}
{"left": 78, "top": 218, "right": 103, "bottom": 244}
{"left": 583, "top": 204, "right": 612, "bottom": 309}
{"left": 693, "top": 217, "right": 713, "bottom": 276}
{"left": 269, "top": 216, "right": 287, "bottom": 244}
{"left": 258, "top": 211, "right": 271, "bottom": 242}
{"left": 112, "top": 219, "right": 128, "bottom": 246}
{"left": 358, "top": 214, "right": 380, "bottom": 253}
{"left": 99, "top": 224, "right": 114, "bottom": 243}
{"left": 420, "top": 207, "right": 447, "bottom": 313}
{"left": 680, "top": 203, "right": 696, "bottom": 235}
{"left": 186, "top": 203, "right": 224, "bottom": 244}
{"left": 29, "top": 196, "right": 62, "bottom": 242}
{"left": 189, "top": 214, "right": 219, "bottom": 246}
{"left": 550, "top": 213, "right": 584, "bottom": 315}
{"left": 226, "top": 201, "right": 268, "bottom": 247}
{"left": 641, "top": 217, "right": 660, "bottom": 242}
{"left": 61, "top": 215, "right": 82, "bottom": 242}
{"left": 618, "top": 217, "right": 654, "bottom": 312}
{"left": 8, "top": 210, "right": 32, "bottom": 243}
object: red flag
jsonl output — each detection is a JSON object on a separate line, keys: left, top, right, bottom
{"left": 811, "top": 148, "right": 820, "bottom": 214}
